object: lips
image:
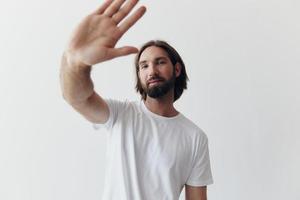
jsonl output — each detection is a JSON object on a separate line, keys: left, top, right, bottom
{"left": 148, "top": 79, "right": 163, "bottom": 85}
{"left": 149, "top": 80, "right": 161, "bottom": 84}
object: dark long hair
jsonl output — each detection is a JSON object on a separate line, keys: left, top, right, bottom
{"left": 134, "top": 40, "right": 189, "bottom": 102}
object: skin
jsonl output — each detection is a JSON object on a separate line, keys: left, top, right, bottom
{"left": 59, "top": 0, "right": 208, "bottom": 199}
{"left": 185, "top": 185, "right": 207, "bottom": 200}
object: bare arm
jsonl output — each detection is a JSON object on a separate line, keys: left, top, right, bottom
{"left": 60, "top": 54, "right": 109, "bottom": 123}
{"left": 60, "top": 0, "right": 146, "bottom": 123}
{"left": 185, "top": 185, "right": 207, "bottom": 200}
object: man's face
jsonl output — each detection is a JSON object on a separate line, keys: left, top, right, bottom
{"left": 138, "top": 46, "right": 180, "bottom": 99}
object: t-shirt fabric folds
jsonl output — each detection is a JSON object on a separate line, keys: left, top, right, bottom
{"left": 93, "top": 99, "right": 213, "bottom": 200}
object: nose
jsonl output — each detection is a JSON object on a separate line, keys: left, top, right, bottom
{"left": 148, "top": 62, "right": 158, "bottom": 77}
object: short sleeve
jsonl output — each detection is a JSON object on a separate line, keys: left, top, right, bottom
{"left": 186, "top": 134, "right": 214, "bottom": 186}
{"left": 92, "top": 98, "right": 124, "bottom": 131}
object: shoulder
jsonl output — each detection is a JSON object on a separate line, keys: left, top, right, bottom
{"left": 178, "top": 114, "right": 208, "bottom": 140}
{"left": 181, "top": 114, "right": 206, "bottom": 136}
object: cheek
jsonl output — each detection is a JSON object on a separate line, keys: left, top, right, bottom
{"left": 163, "top": 67, "right": 174, "bottom": 77}
{"left": 138, "top": 72, "right": 146, "bottom": 84}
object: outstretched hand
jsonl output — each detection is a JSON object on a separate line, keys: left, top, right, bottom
{"left": 65, "top": 0, "right": 146, "bottom": 67}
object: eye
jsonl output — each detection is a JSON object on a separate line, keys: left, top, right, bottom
{"left": 158, "top": 60, "right": 166, "bottom": 65}
{"left": 140, "top": 64, "right": 148, "bottom": 69}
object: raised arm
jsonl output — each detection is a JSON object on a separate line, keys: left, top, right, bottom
{"left": 60, "top": 0, "right": 146, "bottom": 123}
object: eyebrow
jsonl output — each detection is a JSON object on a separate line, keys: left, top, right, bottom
{"left": 138, "top": 56, "right": 168, "bottom": 65}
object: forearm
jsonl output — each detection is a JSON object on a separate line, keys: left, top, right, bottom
{"left": 59, "top": 52, "right": 94, "bottom": 105}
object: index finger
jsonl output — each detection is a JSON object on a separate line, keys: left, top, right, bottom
{"left": 118, "top": 6, "right": 146, "bottom": 36}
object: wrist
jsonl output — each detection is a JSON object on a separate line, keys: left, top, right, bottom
{"left": 63, "top": 50, "right": 91, "bottom": 72}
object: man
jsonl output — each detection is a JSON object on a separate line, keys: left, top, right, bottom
{"left": 60, "top": 0, "right": 213, "bottom": 199}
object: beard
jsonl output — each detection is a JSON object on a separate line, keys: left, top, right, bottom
{"left": 142, "top": 73, "right": 176, "bottom": 99}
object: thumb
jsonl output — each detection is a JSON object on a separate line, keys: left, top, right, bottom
{"left": 107, "top": 46, "right": 139, "bottom": 59}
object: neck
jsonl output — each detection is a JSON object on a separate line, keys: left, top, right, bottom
{"left": 143, "top": 91, "right": 179, "bottom": 117}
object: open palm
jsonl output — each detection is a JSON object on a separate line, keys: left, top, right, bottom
{"left": 66, "top": 0, "right": 146, "bottom": 66}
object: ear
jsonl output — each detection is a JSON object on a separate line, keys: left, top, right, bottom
{"left": 175, "top": 62, "right": 182, "bottom": 78}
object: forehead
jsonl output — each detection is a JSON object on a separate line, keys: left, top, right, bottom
{"left": 139, "top": 46, "right": 169, "bottom": 62}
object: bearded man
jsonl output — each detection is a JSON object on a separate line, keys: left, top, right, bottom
{"left": 60, "top": 0, "right": 213, "bottom": 199}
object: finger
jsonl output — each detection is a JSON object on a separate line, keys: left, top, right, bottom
{"left": 103, "top": 0, "right": 126, "bottom": 17}
{"left": 112, "top": 0, "right": 139, "bottom": 24}
{"left": 118, "top": 6, "right": 146, "bottom": 36}
{"left": 107, "top": 46, "right": 138, "bottom": 59}
{"left": 92, "top": 0, "right": 114, "bottom": 15}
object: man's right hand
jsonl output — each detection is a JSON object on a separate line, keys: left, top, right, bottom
{"left": 60, "top": 0, "right": 146, "bottom": 124}
{"left": 65, "top": 0, "right": 146, "bottom": 67}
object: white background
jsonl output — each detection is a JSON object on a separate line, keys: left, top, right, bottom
{"left": 0, "top": 0, "right": 299, "bottom": 199}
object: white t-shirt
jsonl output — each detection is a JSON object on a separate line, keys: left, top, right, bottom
{"left": 93, "top": 99, "right": 213, "bottom": 200}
